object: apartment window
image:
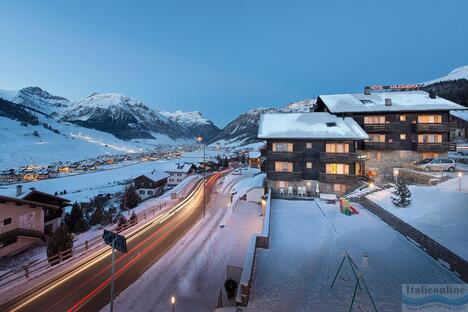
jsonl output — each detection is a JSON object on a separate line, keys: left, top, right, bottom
{"left": 399, "top": 115, "right": 406, "bottom": 121}
{"left": 306, "top": 162, "right": 313, "bottom": 169}
{"left": 275, "top": 161, "right": 293, "bottom": 172}
{"left": 326, "top": 163, "right": 349, "bottom": 174}
{"left": 139, "top": 190, "right": 145, "bottom": 195}
{"left": 400, "top": 134, "right": 407, "bottom": 140}
{"left": 364, "top": 116, "right": 385, "bottom": 124}
{"left": 418, "top": 115, "right": 442, "bottom": 124}
{"left": 148, "top": 190, "right": 154, "bottom": 195}
{"left": 326, "top": 143, "right": 349, "bottom": 153}
{"left": 376, "top": 152, "right": 382, "bottom": 160}
{"left": 333, "top": 184, "right": 346, "bottom": 193}
{"left": 418, "top": 134, "right": 442, "bottom": 143}
{"left": 278, "top": 181, "right": 288, "bottom": 188}
{"left": 306, "top": 142, "right": 313, "bottom": 149}
{"left": 3, "top": 218, "right": 12, "bottom": 226}
{"left": 368, "top": 134, "right": 385, "bottom": 142}
{"left": 272, "top": 143, "right": 293, "bottom": 152}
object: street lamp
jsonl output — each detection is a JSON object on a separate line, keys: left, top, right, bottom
{"left": 171, "top": 296, "right": 176, "bottom": 312}
{"left": 458, "top": 172, "right": 463, "bottom": 191}
{"left": 393, "top": 168, "right": 399, "bottom": 185}
{"left": 197, "top": 136, "right": 206, "bottom": 218}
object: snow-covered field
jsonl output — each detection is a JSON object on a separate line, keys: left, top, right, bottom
{"left": 248, "top": 199, "right": 461, "bottom": 312}
{"left": 105, "top": 173, "right": 263, "bottom": 312}
{"left": 0, "top": 150, "right": 218, "bottom": 204}
{"left": 366, "top": 175, "right": 468, "bottom": 260}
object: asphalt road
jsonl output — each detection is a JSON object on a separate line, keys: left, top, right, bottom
{"left": 1, "top": 172, "right": 224, "bottom": 312}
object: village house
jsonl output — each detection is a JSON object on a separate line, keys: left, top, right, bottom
{"left": 450, "top": 110, "right": 468, "bottom": 143}
{"left": 132, "top": 172, "right": 168, "bottom": 200}
{"left": 315, "top": 88, "right": 466, "bottom": 181}
{"left": 258, "top": 112, "right": 369, "bottom": 196}
{"left": 0, "top": 195, "right": 58, "bottom": 257}
{"left": 21, "top": 189, "right": 70, "bottom": 235}
{"left": 164, "top": 163, "right": 196, "bottom": 186}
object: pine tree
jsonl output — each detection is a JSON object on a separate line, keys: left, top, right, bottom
{"left": 121, "top": 184, "right": 141, "bottom": 210}
{"left": 47, "top": 224, "right": 73, "bottom": 261}
{"left": 65, "top": 202, "right": 88, "bottom": 233}
{"left": 391, "top": 179, "right": 412, "bottom": 208}
{"left": 90, "top": 201, "right": 104, "bottom": 226}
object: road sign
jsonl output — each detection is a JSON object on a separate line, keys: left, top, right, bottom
{"left": 103, "top": 230, "right": 128, "bottom": 253}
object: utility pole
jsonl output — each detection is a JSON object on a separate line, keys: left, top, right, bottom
{"left": 197, "top": 136, "right": 206, "bottom": 218}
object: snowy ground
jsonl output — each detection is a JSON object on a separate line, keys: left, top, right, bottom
{"left": 248, "top": 199, "right": 461, "bottom": 312}
{"left": 0, "top": 150, "right": 219, "bottom": 204}
{"left": 366, "top": 175, "right": 468, "bottom": 260}
{"left": 105, "top": 173, "right": 263, "bottom": 312}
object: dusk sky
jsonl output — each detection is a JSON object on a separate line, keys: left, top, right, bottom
{"left": 1, "top": 0, "right": 467, "bottom": 126}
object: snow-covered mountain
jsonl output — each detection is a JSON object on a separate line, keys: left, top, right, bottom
{"left": 0, "top": 86, "right": 70, "bottom": 117}
{"left": 422, "top": 65, "right": 468, "bottom": 86}
{"left": 210, "top": 99, "right": 315, "bottom": 146}
{"left": 160, "top": 110, "right": 220, "bottom": 142}
{"left": 62, "top": 93, "right": 193, "bottom": 141}
{"left": 421, "top": 65, "right": 468, "bottom": 108}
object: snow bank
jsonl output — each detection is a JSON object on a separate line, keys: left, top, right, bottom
{"left": 366, "top": 175, "right": 468, "bottom": 260}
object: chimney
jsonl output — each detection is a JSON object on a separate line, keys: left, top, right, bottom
{"left": 385, "top": 98, "right": 392, "bottom": 106}
{"left": 364, "top": 86, "right": 371, "bottom": 95}
{"left": 429, "top": 91, "right": 437, "bottom": 99}
{"left": 16, "top": 185, "right": 23, "bottom": 197}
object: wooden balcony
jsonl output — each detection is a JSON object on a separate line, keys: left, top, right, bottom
{"left": 412, "top": 122, "right": 455, "bottom": 132}
{"left": 319, "top": 152, "right": 367, "bottom": 163}
{"left": 267, "top": 151, "right": 301, "bottom": 162}
{"left": 0, "top": 228, "right": 45, "bottom": 245}
{"left": 412, "top": 142, "right": 454, "bottom": 152}
{"left": 363, "top": 123, "right": 400, "bottom": 132}
{"left": 319, "top": 173, "right": 361, "bottom": 184}
{"left": 363, "top": 141, "right": 402, "bottom": 150}
{"left": 267, "top": 171, "right": 303, "bottom": 181}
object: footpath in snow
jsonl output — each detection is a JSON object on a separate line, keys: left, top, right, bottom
{"left": 248, "top": 199, "right": 461, "bottom": 312}
{"left": 366, "top": 175, "right": 468, "bottom": 260}
{"left": 104, "top": 169, "right": 264, "bottom": 312}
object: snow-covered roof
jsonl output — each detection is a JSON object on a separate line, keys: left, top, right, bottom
{"left": 144, "top": 171, "right": 169, "bottom": 182}
{"left": 164, "top": 163, "right": 194, "bottom": 173}
{"left": 258, "top": 112, "right": 368, "bottom": 140}
{"left": 319, "top": 91, "right": 465, "bottom": 113}
{"left": 450, "top": 110, "right": 468, "bottom": 122}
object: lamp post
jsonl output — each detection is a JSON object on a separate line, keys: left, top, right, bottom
{"left": 458, "top": 172, "right": 463, "bottom": 191}
{"left": 197, "top": 136, "right": 206, "bottom": 218}
{"left": 171, "top": 296, "right": 176, "bottom": 312}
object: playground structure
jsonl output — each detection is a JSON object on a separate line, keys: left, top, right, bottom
{"left": 331, "top": 252, "right": 378, "bottom": 312}
{"left": 340, "top": 197, "right": 359, "bottom": 216}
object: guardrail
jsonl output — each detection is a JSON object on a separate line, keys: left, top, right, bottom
{"left": 237, "top": 188, "right": 272, "bottom": 306}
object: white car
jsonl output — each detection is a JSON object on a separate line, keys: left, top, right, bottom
{"left": 416, "top": 158, "right": 456, "bottom": 172}
{"left": 232, "top": 169, "right": 242, "bottom": 175}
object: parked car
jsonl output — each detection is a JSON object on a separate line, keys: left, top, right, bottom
{"left": 416, "top": 158, "right": 456, "bottom": 172}
{"left": 415, "top": 158, "right": 433, "bottom": 165}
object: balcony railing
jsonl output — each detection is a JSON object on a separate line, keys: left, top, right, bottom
{"left": 363, "top": 123, "right": 400, "bottom": 132}
{"left": 267, "top": 151, "right": 302, "bottom": 161}
{"left": 412, "top": 122, "right": 455, "bottom": 132}
{"left": 0, "top": 228, "right": 45, "bottom": 245}
{"left": 267, "top": 171, "right": 303, "bottom": 181}
{"left": 319, "top": 173, "right": 361, "bottom": 184}
{"left": 319, "top": 152, "right": 367, "bottom": 163}
{"left": 412, "top": 142, "right": 454, "bottom": 152}
{"left": 363, "top": 141, "right": 402, "bottom": 150}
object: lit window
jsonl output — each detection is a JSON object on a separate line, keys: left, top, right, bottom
{"left": 326, "top": 143, "right": 349, "bottom": 153}
{"left": 400, "top": 115, "right": 406, "bottom": 121}
{"left": 376, "top": 152, "right": 382, "bottom": 160}
{"left": 326, "top": 164, "right": 349, "bottom": 174}
{"left": 364, "top": 116, "right": 385, "bottom": 124}
{"left": 333, "top": 184, "right": 345, "bottom": 193}
{"left": 400, "top": 134, "right": 406, "bottom": 140}
{"left": 368, "top": 134, "right": 385, "bottom": 142}
{"left": 418, "top": 115, "right": 442, "bottom": 124}
{"left": 272, "top": 143, "right": 293, "bottom": 152}
{"left": 275, "top": 162, "right": 293, "bottom": 172}
{"left": 306, "top": 142, "right": 313, "bottom": 149}
{"left": 278, "top": 181, "right": 287, "bottom": 188}
{"left": 306, "top": 162, "right": 312, "bottom": 169}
